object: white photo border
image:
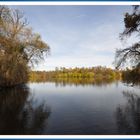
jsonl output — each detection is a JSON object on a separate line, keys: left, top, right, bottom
{"left": 0, "top": 1, "right": 140, "bottom": 138}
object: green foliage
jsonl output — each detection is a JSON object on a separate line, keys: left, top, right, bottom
{"left": 29, "top": 66, "right": 121, "bottom": 85}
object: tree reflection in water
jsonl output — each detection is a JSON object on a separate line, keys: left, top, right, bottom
{"left": 116, "top": 90, "right": 140, "bottom": 134}
{"left": 46, "top": 78, "right": 117, "bottom": 87}
{"left": 0, "top": 86, "right": 51, "bottom": 135}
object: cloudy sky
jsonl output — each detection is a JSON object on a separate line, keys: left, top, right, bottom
{"left": 11, "top": 5, "right": 132, "bottom": 70}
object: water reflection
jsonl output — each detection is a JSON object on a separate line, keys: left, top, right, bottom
{"left": 0, "top": 86, "right": 51, "bottom": 135}
{"left": 0, "top": 79, "right": 140, "bottom": 135}
{"left": 116, "top": 90, "right": 140, "bottom": 134}
{"left": 43, "top": 78, "right": 118, "bottom": 87}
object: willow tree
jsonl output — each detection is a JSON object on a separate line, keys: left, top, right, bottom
{"left": 0, "top": 6, "right": 50, "bottom": 87}
{"left": 115, "top": 6, "right": 140, "bottom": 69}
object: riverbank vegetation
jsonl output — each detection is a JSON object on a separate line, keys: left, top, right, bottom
{"left": 29, "top": 66, "right": 121, "bottom": 84}
{"left": 114, "top": 5, "right": 140, "bottom": 84}
{"left": 0, "top": 6, "right": 49, "bottom": 87}
{"left": 121, "top": 67, "right": 140, "bottom": 85}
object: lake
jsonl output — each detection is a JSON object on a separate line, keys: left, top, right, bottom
{"left": 0, "top": 80, "right": 140, "bottom": 135}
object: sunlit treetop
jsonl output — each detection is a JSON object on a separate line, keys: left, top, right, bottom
{"left": 0, "top": 6, "right": 50, "bottom": 66}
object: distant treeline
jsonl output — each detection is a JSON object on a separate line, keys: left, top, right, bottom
{"left": 29, "top": 66, "right": 121, "bottom": 83}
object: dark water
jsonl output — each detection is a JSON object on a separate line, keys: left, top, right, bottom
{"left": 0, "top": 80, "right": 140, "bottom": 135}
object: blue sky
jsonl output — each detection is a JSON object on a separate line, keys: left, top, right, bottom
{"left": 11, "top": 5, "right": 132, "bottom": 70}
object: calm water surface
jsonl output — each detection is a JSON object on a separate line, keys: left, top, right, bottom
{"left": 0, "top": 81, "right": 140, "bottom": 134}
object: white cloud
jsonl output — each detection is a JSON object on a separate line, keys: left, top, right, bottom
{"left": 34, "top": 23, "right": 122, "bottom": 71}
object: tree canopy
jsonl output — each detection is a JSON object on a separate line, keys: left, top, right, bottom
{"left": 115, "top": 6, "right": 140, "bottom": 69}
{"left": 29, "top": 66, "right": 121, "bottom": 86}
{"left": 0, "top": 6, "right": 50, "bottom": 86}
